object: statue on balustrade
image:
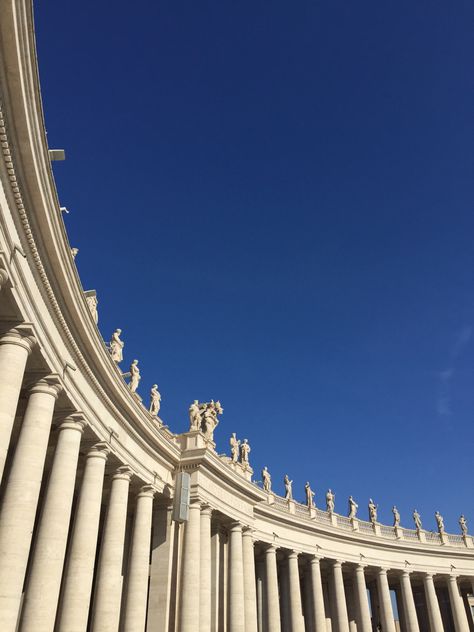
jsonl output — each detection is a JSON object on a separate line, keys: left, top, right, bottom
{"left": 189, "top": 400, "right": 201, "bottom": 431}
{"left": 392, "top": 505, "right": 400, "bottom": 527}
{"left": 348, "top": 496, "right": 358, "bottom": 519}
{"left": 459, "top": 514, "right": 468, "bottom": 536}
{"left": 230, "top": 433, "right": 240, "bottom": 462}
{"left": 413, "top": 509, "right": 422, "bottom": 531}
{"left": 284, "top": 474, "right": 293, "bottom": 500}
{"left": 368, "top": 499, "right": 378, "bottom": 524}
{"left": 326, "top": 489, "right": 335, "bottom": 514}
{"left": 188, "top": 400, "right": 223, "bottom": 441}
{"left": 129, "top": 359, "right": 141, "bottom": 392}
{"left": 85, "top": 291, "right": 99, "bottom": 324}
{"left": 435, "top": 511, "right": 445, "bottom": 534}
{"left": 305, "top": 482, "right": 315, "bottom": 508}
{"left": 110, "top": 328, "right": 124, "bottom": 363}
{"left": 240, "top": 439, "right": 251, "bottom": 464}
{"left": 262, "top": 466, "right": 272, "bottom": 492}
{"left": 149, "top": 384, "right": 161, "bottom": 416}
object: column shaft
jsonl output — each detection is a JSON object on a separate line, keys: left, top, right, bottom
{"left": 122, "top": 485, "right": 156, "bottom": 632}
{"left": 20, "top": 415, "right": 85, "bottom": 632}
{"left": 447, "top": 576, "right": 470, "bottom": 632}
{"left": 179, "top": 501, "right": 201, "bottom": 632}
{"left": 0, "top": 379, "right": 59, "bottom": 632}
{"left": 400, "top": 571, "right": 420, "bottom": 632}
{"left": 309, "top": 556, "right": 326, "bottom": 632}
{"left": 376, "top": 569, "right": 396, "bottom": 632}
{"left": 265, "top": 545, "right": 281, "bottom": 632}
{"left": 288, "top": 551, "right": 304, "bottom": 632}
{"left": 229, "top": 522, "right": 245, "bottom": 632}
{"left": 200, "top": 506, "right": 212, "bottom": 632}
{"left": 354, "top": 566, "right": 372, "bottom": 632}
{"left": 0, "top": 328, "right": 35, "bottom": 483}
{"left": 91, "top": 466, "right": 133, "bottom": 632}
{"left": 57, "top": 443, "right": 109, "bottom": 632}
{"left": 242, "top": 529, "right": 258, "bottom": 632}
{"left": 332, "top": 561, "right": 350, "bottom": 632}
{"left": 423, "top": 574, "right": 444, "bottom": 632}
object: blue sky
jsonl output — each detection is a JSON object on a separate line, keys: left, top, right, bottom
{"left": 35, "top": 1, "right": 474, "bottom": 533}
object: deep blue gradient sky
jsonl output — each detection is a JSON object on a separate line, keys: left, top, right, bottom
{"left": 34, "top": 1, "right": 474, "bottom": 532}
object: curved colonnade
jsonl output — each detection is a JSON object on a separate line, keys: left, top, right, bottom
{"left": 0, "top": 2, "right": 473, "bottom": 631}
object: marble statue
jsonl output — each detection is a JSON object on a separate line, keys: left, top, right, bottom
{"left": 459, "top": 514, "right": 468, "bottom": 536}
{"left": 110, "top": 329, "right": 124, "bottom": 363}
{"left": 129, "top": 359, "right": 141, "bottom": 392}
{"left": 284, "top": 474, "right": 293, "bottom": 501}
{"left": 368, "top": 499, "right": 378, "bottom": 524}
{"left": 305, "top": 482, "right": 315, "bottom": 508}
{"left": 230, "top": 433, "right": 240, "bottom": 463}
{"left": 189, "top": 400, "right": 201, "bottom": 431}
{"left": 240, "top": 439, "right": 251, "bottom": 464}
{"left": 326, "top": 489, "right": 335, "bottom": 514}
{"left": 435, "top": 511, "right": 445, "bottom": 535}
{"left": 71, "top": 247, "right": 79, "bottom": 259}
{"left": 85, "top": 291, "right": 98, "bottom": 324}
{"left": 201, "top": 400, "right": 223, "bottom": 441}
{"left": 149, "top": 384, "right": 161, "bottom": 416}
{"left": 413, "top": 509, "right": 422, "bottom": 531}
{"left": 262, "top": 466, "right": 272, "bottom": 492}
{"left": 348, "top": 496, "right": 358, "bottom": 519}
{"left": 392, "top": 505, "right": 400, "bottom": 527}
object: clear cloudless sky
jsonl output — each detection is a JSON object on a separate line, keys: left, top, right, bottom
{"left": 34, "top": 0, "right": 474, "bottom": 532}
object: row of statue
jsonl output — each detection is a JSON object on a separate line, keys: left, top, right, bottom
{"left": 260, "top": 470, "right": 469, "bottom": 536}
{"left": 229, "top": 434, "right": 251, "bottom": 466}
{"left": 109, "top": 329, "right": 162, "bottom": 418}
{"left": 188, "top": 400, "right": 223, "bottom": 442}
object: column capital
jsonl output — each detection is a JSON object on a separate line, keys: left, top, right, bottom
{"left": 332, "top": 559, "right": 344, "bottom": 569}
{"left": 448, "top": 574, "right": 459, "bottom": 582}
{"left": 229, "top": 520, "right": 243, "bottom": 532}
{"left": 401, "top": 569, "right": 412, "bottom": 578}
{"left": 424, "top": 572, "right": 435, "bottom": 580}
{"left": 242, "top": 525, "right": 255, "bottom": 538}
{"left": 200, "top": 503, "right": 213, "bottom": 517}
{"left": 356, "top": 563, "right": 367, "bottom": 572}
{"left": 309, "top": 554, "right": 323, "bottom": 564}
{"left": 29, "top": 374, "right": 62, "bottom": 399}
{"left": 58, "top": 412, "right": 87, "bottom": 433}
{"left": 377, "top": 567, "right": 389, "bottom": 576}
{"left": 113, "top": 465, "right": 134, "bottom": 481}
{"left": 0, "top": 325, "right": 36, "bottom": 353}
{"left": 0, "top": 268, "right": 9, "bottom": 290}
{"left": 287, "top": 549, "right": 301, "bottom": 559}
{"left": 87, "top": 441, "right": 110, "bottom": 460}
{"left": 137, "top": 484, "right": 157, "bottom": 499}
{"left": 265, "top": 543, "right": 278, "bottom": 554}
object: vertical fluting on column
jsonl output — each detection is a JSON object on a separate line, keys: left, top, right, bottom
{"left": 288, "top": 551, "right": 305, "bottom": 632}
{"left": 121, "top": 485, "right": 157, "bottom": 632}
{"left": 228, "top": 521, "right": 246, "bottom": 632}
{"left": 256, "top": 558, "right": 266, "bottom": 632}
{"left": 376, "top": 568, "right": 396, "bottom": 632}
{"left": 179, "top": 500, "right": 201, "bottom": 632}
{"left": 91, "top": 465, "right": 133, "bottom": 632}
{"left": 200, "top": 505, "right": 212, "bottom": 632}
{"left": 265, "top": 544, "right": 282, "bottom": 632}
{"left": 0, "top": 376, "right": 60, "bottom": 632}
{"left": 332, "top": 560, "right": 350, "bottom": 632}
{"left": 353, "top": 565, "right": 372, "bottom": 632}
{"left": 309, "top": 556, "right": 326, "bottom": 632}
{"left": 20, "top": 413, "right": 86, "bottom": 632}
{"left": 57, "top": 442, "right": 110, "bottom": 632}
{"left": 242, "top": 528, "right": 258, "bottom": 632}
{"left": 0, "top": 327, "right": 35, "bottom": 483}
{"left": 423, "top": 573, "right": 444, "bottom": 632}
{"left": 447, "top": 575, "right": 470, "bottom": 632}
{"left": 399, "top": 571, "right": 420, "bottom": 632}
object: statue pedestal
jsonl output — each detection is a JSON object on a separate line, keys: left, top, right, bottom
{"left": 440, "top": 532, "right": 449, "bottom": 545}
{"left": 351, "top": 518, "right": 359, "bottom": 532}
{"left": 329, "top": 513, "right": 338, "bottom": 527}
{"left": 266, "top": 492, "right": 275, "bottom": 505}
{"left": 372, "top": 523, "right": 381, "bottom": 536}
{"left": 131, "top": 391, "right": 143, "bottom": 403}
{"left": 309, "top": 507, "right": 316, "bottom": 519}
{"left": 463, "top": 535, "right": 473, "bottom": 548}
{"left": 178, "top": 431, "right": 215, "bottom": 452}
{"left": 417, "top": 530, "right": 426, "bottom": 543}
{"left": 227, "top": 460, "right": 253, "bottom": 482}
{"left": 288, "top": 500, "right": 296, "bottom": 515}
{"left": 395, "top": 526, "right": 404, "bottom": 540}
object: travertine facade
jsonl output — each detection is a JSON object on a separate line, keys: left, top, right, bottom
{"left": 0, "top": 2, "right": 473, "bottom": 631}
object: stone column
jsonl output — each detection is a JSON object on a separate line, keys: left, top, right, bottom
{"left": 447, "top": 575, "right": 470, "bottom": 632}
{"left": 242, "top": 528, "right": 258, "bottom": 632}
{"left": 423, "top": 573, "right": 444, "bottom": 632}
{"left": 288, "top": 551, "right": 305, "bottom": 632}
{"left": 353, "top": 565, "right": 372, "bottom": 632}
{"left": 91, "top": 465, "right": 134, "bottom": 632}
{"left": 265, "top": 544, "right": 281, "bottom": 632}
{"left": 399, "top": 571, "right": 420, "bottom": 632}
{"left": 20, "top": 414, "right": 86, "bottom": 632}
{"left": 229, "top": 521, "right": 245, "bottom": 632}
{"left": 179, "top": 500, "right": 201, "bottom": 632}
{"left": 200, "top": 505, "right": 212, "bottom": 632}
{"left": 122, "top": 485, "right": 156, "bottom": 632}
{"left": 0, "top": 326, "right": 35, "bottom": 483}
{"left": 332, "top": 560, "right": 350, "bottom": 632}
{"left": 309, "top": 556, "right": 326, "bottom": 632}
{"left": 57, "top": 442, "right": 110, "bottom": 632}
{"left": 0, "top": 376, "right": 60, "bottom": 632}
{"left": 376, "top": 568, "right": 396, "bottom": 632}
{"left": 256, "top": 559, "right": 265, "bottom": 632}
